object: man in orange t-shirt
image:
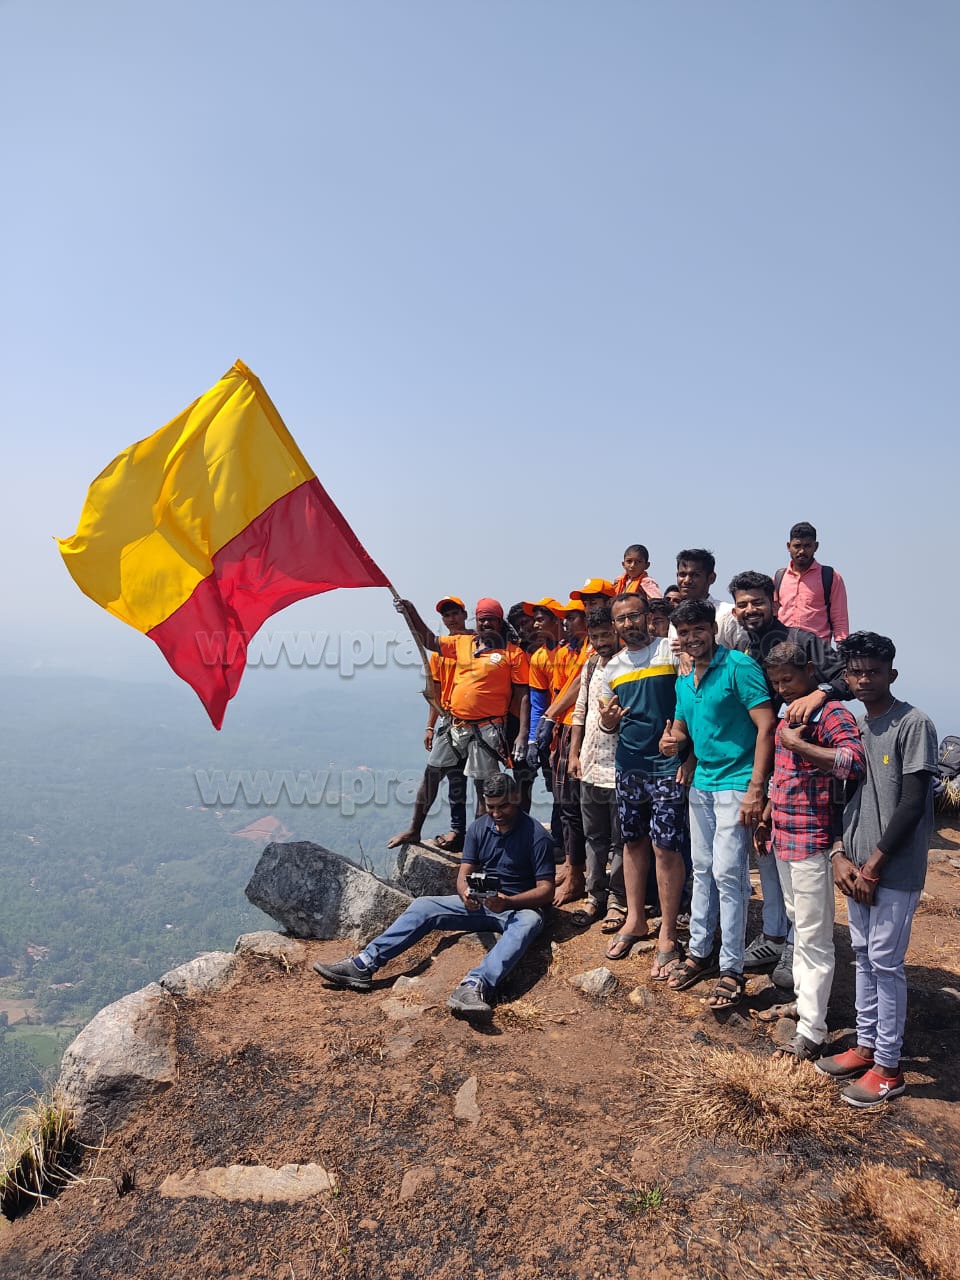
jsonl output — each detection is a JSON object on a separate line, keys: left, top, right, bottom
{"left": 388, "top": 596, "right": 472, "bottom": 851}
{"left": 389, "top": 597, "right": 530, "bottom": 847}
{"left": 543, "top": 601, "right": 593, "bottom": 906}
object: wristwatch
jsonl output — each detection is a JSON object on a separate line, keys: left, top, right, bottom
{"left": 817, "top": 683, "right": 833, "bottom": 694}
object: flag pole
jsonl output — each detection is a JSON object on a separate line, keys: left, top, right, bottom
{"left": 385, "top": 582, "right": 442, "bottom": 714}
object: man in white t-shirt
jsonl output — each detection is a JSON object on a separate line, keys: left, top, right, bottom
{"left": 668, "top": 549, "right": 745, "bottom": 663}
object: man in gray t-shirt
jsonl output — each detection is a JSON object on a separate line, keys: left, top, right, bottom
{"left": 843, "top": 702, "right": 937, "bottom": 892}
{"left": 817, "top": 633, "right": 938, "bottom": 1110}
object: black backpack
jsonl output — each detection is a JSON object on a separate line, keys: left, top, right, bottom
{"left": 774, "top": 564, "right": 835, "bottom": 636}
{"left": 936, "top": 736, "right": 960, "bottom": 788}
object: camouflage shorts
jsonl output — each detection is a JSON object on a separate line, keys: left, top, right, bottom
{"left": 615, "top": 772, "right": 687, "bottom": 851}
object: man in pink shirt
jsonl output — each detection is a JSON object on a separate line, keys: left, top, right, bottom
{"left": 774, "top": 522, "right": 849, "bottom": 645}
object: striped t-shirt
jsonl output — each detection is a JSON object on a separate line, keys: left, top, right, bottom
{"left": 601, "top": 638, "right": 679, "bottom": 777}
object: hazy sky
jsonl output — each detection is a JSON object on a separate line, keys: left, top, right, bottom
{"left": 3, "top": 2, "right": 958, "bottom": 727}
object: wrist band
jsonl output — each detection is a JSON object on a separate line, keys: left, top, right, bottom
{"left": 829, "top": 847, "right": 844, "bottom": 860}
{"left": 858, "top": 871, "right": 880, "bottom": 883}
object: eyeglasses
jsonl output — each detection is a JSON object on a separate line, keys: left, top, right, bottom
{"left": 614, "top": 612, "right": 648, "bottom": 625}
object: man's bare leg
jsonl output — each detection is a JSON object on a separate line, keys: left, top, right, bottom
{"left": 553, "top": 861, "right": 586, "bottom": 906}
{"left": 650, "top": 847, "right": 687, "bottom": 977}
{"left": 387, "top": 767, "right": 443, "bottom": 848}
{"left": 619, "top": 836, "right": 651, "bottom": 939}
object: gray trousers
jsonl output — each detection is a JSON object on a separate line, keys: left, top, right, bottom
{"left": 580, "top": 781, "right": 625, "bottom": 911}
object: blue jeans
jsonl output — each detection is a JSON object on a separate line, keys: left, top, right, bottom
{"left": 755, "top": 845, "right": 791, "bottom": 938}
{"left": 847, "top": 886, "right": 920, "bottom": 1069}
{"left": 358, "top": 894, "right": 544, "bottom": 995}
{"left": 688, "top": 788, "right": 752, "bottom": 975}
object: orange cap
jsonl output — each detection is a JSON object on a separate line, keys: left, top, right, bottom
{"left": 435, "top": 595, "right": 466, "bottom": 613}
{"left": 521, "top": 597, "right": 567, "bottom": 618}
{"left": 562, "top": 599, "right": 586, "bottom": 613}
{"left": 569, "top": 578, "right": 616, "bottom": 600}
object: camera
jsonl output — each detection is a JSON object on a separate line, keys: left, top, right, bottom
{"left": 467, "top": 871, "right": 502, "bottom": 901}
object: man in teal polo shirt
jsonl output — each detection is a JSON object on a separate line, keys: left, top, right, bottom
{"left": 660, "top": 599, "right": 776, "bottom": 1010}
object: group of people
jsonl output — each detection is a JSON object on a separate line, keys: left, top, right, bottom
{"left": 313, "top": 523, "right": 938, "bottom": 1110}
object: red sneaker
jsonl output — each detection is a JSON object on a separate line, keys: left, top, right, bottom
{"left": 840, "top": 1068, "right": 906, "bottom": 1108}
{"left": 814, "top": 1048, "right": 873, "bottom": 1080}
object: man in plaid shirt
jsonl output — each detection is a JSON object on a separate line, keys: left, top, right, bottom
{"left": 756, "top": 641, "right": 865, "bottom": 1061}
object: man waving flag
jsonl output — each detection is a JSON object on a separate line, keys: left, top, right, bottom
{"left": 58, "top": 361, "right": 390, "bottom": 728}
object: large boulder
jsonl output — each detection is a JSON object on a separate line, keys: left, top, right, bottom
{"left": 159, "top": 951, "right": 239, "bottom": 997}
{"left": 58, "top": 983, "right": 177, "bottom": 1137}
{"left": 391, "top": 844, "right": 460, "bottom": 898}
{"left": 245, "top": 842, "right": 412, "bottom": 942}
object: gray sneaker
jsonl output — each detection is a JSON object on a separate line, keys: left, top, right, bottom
{"left": 447, "top": 982, "right": 492, "bottom": 1020}
{"left": 771, "top": 942, "right": 795, "bottom": 992}
{"left": 312, "top": 958, "right": 373, "bottom": 991}
{"left": 743, "top": 933, "right": 785, "bottom": 970}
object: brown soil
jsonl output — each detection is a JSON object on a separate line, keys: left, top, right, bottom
{"left": 3, "top": 831, "right": 960, "bottom": 1280}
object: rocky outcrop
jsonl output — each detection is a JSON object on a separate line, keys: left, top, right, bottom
{"left": 159, "top": 951, "right": 238, "bottom": 997}
{"left": 245, "top": 841, "right": 412, "bottom": 942}
{"left": 390, "top": 843, "right": 460, "bottom": 898}
{"left": 58, "top": 984, "right": 178, "bottom": 1138}
{"left": 58, "top": 847, "right": 417, "bottom": 1139}
{"left": 234, "top": 931, "right": 307, "bottom": 963}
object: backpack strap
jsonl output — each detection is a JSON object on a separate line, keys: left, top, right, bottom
{"left": 773, "top": 567, "right": 786, "bottom": 603}
{"left": 585, "top": 653, "right": 600, "bottom": 686}
{"left": 821, "top": 565, "right": 835, "bottom": 638}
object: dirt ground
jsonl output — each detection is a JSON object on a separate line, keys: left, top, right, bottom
{"left": 2, "top": 824, "right": 960, "bottom": 1280}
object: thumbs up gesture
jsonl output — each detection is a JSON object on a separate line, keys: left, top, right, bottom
{"left": 659, "top": 718, "right": 681, "bottom": 757}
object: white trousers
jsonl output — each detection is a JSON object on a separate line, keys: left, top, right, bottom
{"left": 776, "top": 852, "right": 835, "bottom": 1044}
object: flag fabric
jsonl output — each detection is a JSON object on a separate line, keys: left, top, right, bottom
{"left": 58, "top": 360, "right": 389, "bottom": 728}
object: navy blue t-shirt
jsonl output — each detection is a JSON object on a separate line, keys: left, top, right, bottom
{"left": 461, "top": 812, "right": 556, "bottom": 895}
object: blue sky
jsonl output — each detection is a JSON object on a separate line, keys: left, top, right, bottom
{"left": 3, "top": 1, "right": 958, "bottom": 727}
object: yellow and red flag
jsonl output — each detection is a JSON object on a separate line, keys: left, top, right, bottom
{"left": 58, "top": 360, "right": 388, "bottom": 728}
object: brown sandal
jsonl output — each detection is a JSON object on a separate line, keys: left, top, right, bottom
{"left": 600, "top": 907, "right": 627, "bottom": 935}
{"left": 707, "top": 972, "right": 746, "bottom": 1010}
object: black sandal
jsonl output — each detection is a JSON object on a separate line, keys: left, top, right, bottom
{"left": 707, "top": 972, "right": 746, "bottom": 1010}
{"left": 667, "top": 953, "right": 719, "bottom": 991}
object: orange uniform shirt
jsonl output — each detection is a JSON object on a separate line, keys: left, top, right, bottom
{"left": 437, "top": 633, "right": 530, "bottom": 721}
{"left": 429, "top": 650, "right": 459, "bottom": 712}
{"left": 551, "top": 640, "right": 592, "bottom": 726}
{"left": 612, "top": 572, "right": 662, "bottom": 599}
{"left": 528, "top": 644, "right": 555, "bottom": 693}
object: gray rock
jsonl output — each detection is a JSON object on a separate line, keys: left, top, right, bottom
{"left": 160, "top": 1163, "right": 337, "bottom": 1203}
{"left": 929, "top": 851, "right": 951, "bottom": 864}
{"left": 379, "top": 997, "right": 430, "bottom": 1021}
{"left": 234, "top": 931, "right": 307, "bottom": 963}
{"left": 159, "top": 952, "right": 238, "bottom": 997}
{"left": 58, "top": 984, "right": 177, "bottom": 1137}
{"left": 392, "top": 975, "right": 422, "bottom": 991}
{"left": 627, "top": 985, "right": 656, "bottom": 1010}
{"left": 392, "top": 844, "right": 460, "bottom": 897}
{"left": 568, "top": 966, "right": 618, "bottom": 998}
{"left": 454, "top": 1075, "right": 480, "bottom": 1123}
{"left": 245, "top": 842, "right": 413, "bottom": 942}
{"left": 398, "top": 1165, "right": 436, "bottom": 1202}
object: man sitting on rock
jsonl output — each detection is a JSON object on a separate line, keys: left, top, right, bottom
{"left": 313, "top": 775, "right": 555, "bottom": 1020}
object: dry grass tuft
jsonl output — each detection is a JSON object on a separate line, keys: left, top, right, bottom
{"left": 497, "top": 998, "right": 545, "bottom": 1028}
{"left": 0, "top": 1093, "right": 79, "bottom": 1220}
{"left": 648, "top": 1045, "right": 871, "bottom": 1153}
{"left": 834, "top": 1162, "right": 960, "bottom": 1279}
{"left": 935, "top": 778, "right": 960, "bottom": 814}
